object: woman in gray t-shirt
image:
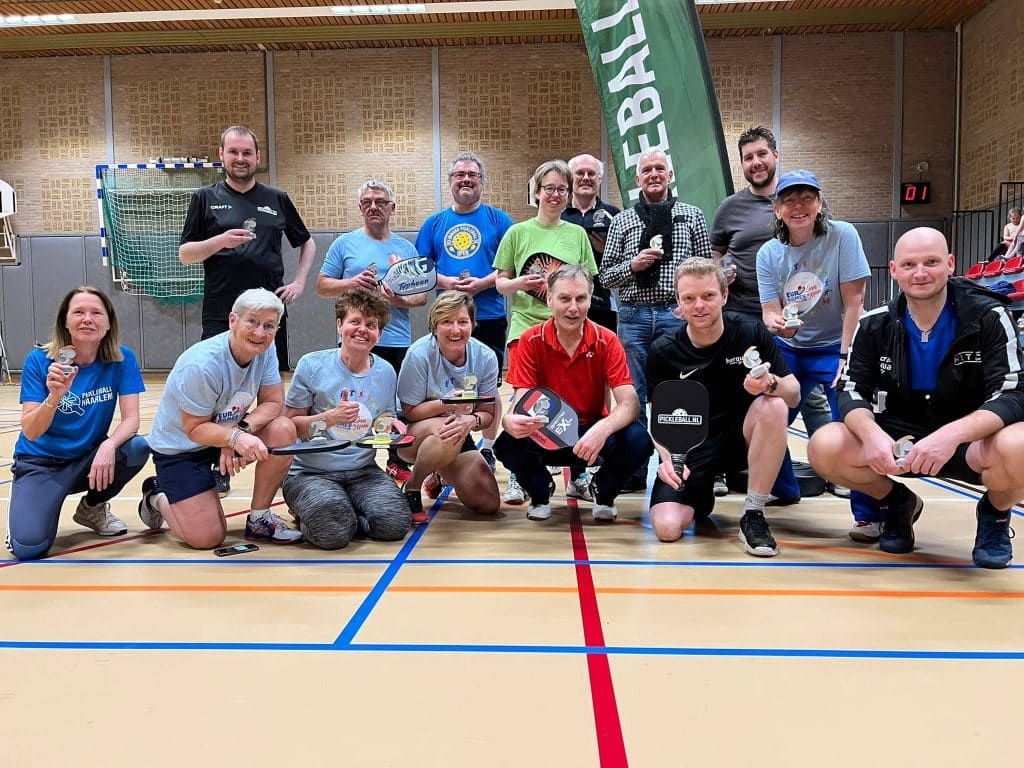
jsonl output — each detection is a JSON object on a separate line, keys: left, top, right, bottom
{"left": 396, "top": 291, "right": 501, "bottom": 519}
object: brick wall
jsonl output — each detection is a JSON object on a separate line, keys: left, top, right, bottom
{"left": 0, "top": 57, "right": 107, "bottom": 233}
{"left": 960, "top": 0, "right": 1024, "bottom": 209}
{"left": 780, "top": 33, "right": 896, "bottom": 222}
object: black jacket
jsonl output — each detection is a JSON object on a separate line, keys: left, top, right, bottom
{"left": 837, "top": 279, "right": 1024, "bottom": 433}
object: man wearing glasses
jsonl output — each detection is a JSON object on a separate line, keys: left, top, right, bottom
{"left": 317, "top": 179, "right": 426, "bottom": 374}
{"left": 599, "top": 149, "right": 713, "bottom": 491}
{"left": 180, "top": 125, "right": 316, "bottom": 374}
{"left": 414, "top": 153, "right": 513, "bottom": 470}
{"left": 562, "top": 153, "right": 620, "bottom": 331}
{"left": 317, "top": 179, "right": 427, "bottom": 484}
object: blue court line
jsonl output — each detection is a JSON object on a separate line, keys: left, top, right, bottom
{"left": 332, "top": 488, "right": 452, "bottom": 646}
{"left": 4, "top": 557, "right": 1013, "bottom": 569}
{"left": 1, "top": 638, "right": 1021, "bottom": 660}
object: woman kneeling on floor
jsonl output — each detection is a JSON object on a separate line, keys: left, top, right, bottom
{"left": 281, "top": 289, "right": 411, "bottom": 548}
{"left": 7, "top": 286, "right": 149, "bottom": 560}
{"left": 396, "top": 290, "right": 500, "bottom": 523}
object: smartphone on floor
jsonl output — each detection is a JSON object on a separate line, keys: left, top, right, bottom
{"left": 214, "top": 543, "right": 259, "bottom": 557}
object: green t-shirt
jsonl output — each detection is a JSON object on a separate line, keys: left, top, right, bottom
{"left": 493, "top": 218, "right": 598, "bottom": 342}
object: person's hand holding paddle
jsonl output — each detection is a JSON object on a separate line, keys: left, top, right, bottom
{"left": 501, "top": 411, "right": 547, "bottom": 439}
{"left": 656, "top": 448, "right": 691, "bottom": 490}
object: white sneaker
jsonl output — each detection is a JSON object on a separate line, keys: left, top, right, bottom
{"left": 567, "top": 471, "right": 593, "bottom": 502}
{"left": 245, "top": 510, "right": 304, "bottom": 544}
{"left": 829, "top": 482, "right": 852, "bottom": 499}
{"left": 848, "top": 520, "right": 882, "bottom": 542}
{"left": 73, "top": 498, "right": 127, "bottom": 537}
{"left": 547, "top": 465, "right": 561, "bottom": 476}
{"left": 713, "top": 474, "right": 729, "bottom": 497}
{"left": 527, "top": 502, "right": 552, "bottom": 521}
{"left": 592, "top": 503, "right": 618, "bottom": 521}
{"left": 137, "top": 476, "right": 164, "bottom": 531}
{"left": 503, "top": 475, "right": 527, "bottom": 505}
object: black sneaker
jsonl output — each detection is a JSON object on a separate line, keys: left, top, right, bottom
{"left": 404, "top": 488, "right": 427, "bottom": 525}
{"left": 480, "top": 447, "right": 497, "bottom": 474}
{"left": 214, "top": 470, "right": 230, "bottom": 498}
{"left": 738, "top": 510, "right": 779, "bottom": 557}
{"left": 973, "top": 501, "right": 1014, "bottom": 569}
{"left": 620, "top": 472, "right": 647, "bottom": 493}
{"left": 879, "top": 485, "right": 923, "bottom": 554}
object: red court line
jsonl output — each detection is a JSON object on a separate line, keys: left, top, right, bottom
{"left": 568, "top": 501, "right": 628, "bottom": 768}
{"left": 0, "top": 502, "right": 281, "bottom": 569}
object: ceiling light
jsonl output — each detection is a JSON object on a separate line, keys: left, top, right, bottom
{"left": 332, "top": 4, "right": 426, "bottom": 15}
{"left": 0, "top": 13, "right": 76, "bottom": 26}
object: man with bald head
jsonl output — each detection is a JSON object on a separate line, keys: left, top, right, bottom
{"left": 808, "top": 227, "right": 1024, "bottom": 568}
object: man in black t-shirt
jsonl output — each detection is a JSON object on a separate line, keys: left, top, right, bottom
{"left": 179, "top": 125, "right": 316, "bottom": 372}
{"left": 646, "top": 257, "right": 799, "bottom": 557}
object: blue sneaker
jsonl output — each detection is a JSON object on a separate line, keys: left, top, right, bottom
{"left": 879, "top": 485, "right": 923, "bottom": 554}
{"left": 973, "top": 505, "right": 1013, "bottom": 569}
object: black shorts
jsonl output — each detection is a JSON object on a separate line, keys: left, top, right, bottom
{"left": 473, "top": 317, "right": 508, "bottom": 370}
{"left": 152, "top": 447, "right": 221, "bottom": 504}
{"left": 649, "top": 410, "right": 749, "bottom": 516}
{"left": 877, "top": 420, "right": 982, "bottom": 485}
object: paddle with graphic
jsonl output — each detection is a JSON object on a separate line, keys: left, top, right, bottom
{"left": 377, "top": 255, "right": 437, "bottom": 296}
{"left": 650, "top": 380, "right": 710, "bottom": 485}
{"left": 355, "top": 412, "right": 415, "bottom": 449}
{"left": 512, "top": 387, "right": 579, "bottom": 450}
{"left": 269, "top": 417, "right": 352, "bottom": 455}
{"left": 519, "top": 252, "right": 568, "bottom": 302}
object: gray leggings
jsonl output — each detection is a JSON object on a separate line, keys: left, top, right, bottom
{"left": 7, "top": 435, "right": 151, "bottom": 560}
{"left": 282, "top": 465, "right": 411, "bottom": 550}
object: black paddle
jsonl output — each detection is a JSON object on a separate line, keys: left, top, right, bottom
{"left": 512, "top": 387, "right": 579, "bottom": 451}
{"left": 650, "top": 380, "right": 710, "bottom": 485}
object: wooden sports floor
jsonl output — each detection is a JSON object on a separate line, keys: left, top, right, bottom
{"left": 1, "top": 375, "right": 1021, "bottom": 767}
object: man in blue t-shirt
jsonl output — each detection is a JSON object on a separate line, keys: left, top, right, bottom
{"left": 415, "top": 152, "right": 513, "bottom": 470}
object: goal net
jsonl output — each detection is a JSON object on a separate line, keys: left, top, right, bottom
{"left": 95, "top": 163, "right": 223, "bottom": 302}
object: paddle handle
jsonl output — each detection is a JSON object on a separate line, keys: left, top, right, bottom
{"left": 670, "top": 452, "right": 688, "bottom": 488}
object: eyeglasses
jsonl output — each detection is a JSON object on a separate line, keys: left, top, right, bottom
{"left": 359, "top": 199, "right": 393, "bottom": 210}
{"left": 241, "top": 317, "right": 279, "bottom": 334}
{"left": 540, "top": 185, "right": 569, "bottom": 196}
{"left": 450, "top": 171, "right": 481, "bottom": 180}
{"left": 573, "top": 170, "right": 599, "bottom": 178}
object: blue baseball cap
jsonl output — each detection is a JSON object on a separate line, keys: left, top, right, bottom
{"left": 775, "top": 169, "right": 821, "bottom": 195}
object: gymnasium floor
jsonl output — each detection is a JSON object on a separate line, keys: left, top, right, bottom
{"left": 1, "top": 375, "right": 1021, "bottom": 767}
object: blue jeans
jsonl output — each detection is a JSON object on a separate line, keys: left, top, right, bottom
{"left": 617, "top": 301, "right": 684, "bottom": 415}
{"left": 773, "top": 341, "right": 881, "bottom": 522}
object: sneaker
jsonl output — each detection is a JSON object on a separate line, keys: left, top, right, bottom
{"left": 973, "top": 505, "right": 1014, "bottom": 569}
{"left": 547, "top": 465, "right": 562, "bottom": 476}
{"left": 620, "top": 473, "right": 647, "bottom": 493}
{"left": 244, "top": 510, "right": 303, "bottom": 544}
{"left": 386, "top": 458, "right": 412, "bottom": 485}
{"left": 423, "top": 472, "right": 444, "bottom": 500}
{"left": 766, "top": 494, "right": 800, "bottom": 507}
{"left": 713, "top": 474, "right": 728, "bottom": 497}
{"left": 738, "top": 510, "right": 779, "bottom": 557}
{"left": 73, "top": 498, "right": 127, "bottom": 537}
{"left": 567, "top": 470, "right": 594, "bottom": 502}
{"left": 480, "top": 447, "right": 497, "bottom": 474}
{"left": 214, "top": 471, "right": 231, "bottom": 498}
{"left": 879, "top": 485, "right": 923, "bottom": 554}
{"left": 137, "top": 476, "right": 164, "bottom": 531}
{"left": 827, "top": 481, "right": 852, "bottom": 499}
{"left": 404, "top": 488, "right": 428, "bottom": 525}
{"left": 592, "top": 502, "right": 618, "bottom": 522}
{"left": 527, "top": 502, "right": 552, "bottom": 521}
{"left": 503, "top": 475, "right": 527, "bottom": 505}
{"left": 848, "top": 520, "right": 882, "bottom": 542}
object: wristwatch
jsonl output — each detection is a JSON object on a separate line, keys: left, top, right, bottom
{"left": 765, "top": 374, "right": 778, "bottom": 395}
{"left": 237, "top": 419, "right": 252, "bottom": 433}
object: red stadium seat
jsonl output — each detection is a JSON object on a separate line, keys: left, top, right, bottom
{"left": 983, "top": 259, "right": 1006, "bottom": 277}
{"left": 1008, "top": 279, "right": 1024, "bottom": 301}
{"left": 1003, "top": 255, "right": 1024, "bottom": 275}
{"left": 965, "top": 262, "right": 987, "bottom": 280}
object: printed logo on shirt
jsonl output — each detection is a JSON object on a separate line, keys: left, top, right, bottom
{"left": 214, "top": 389, "right": 256, "bottom": 424}
{"left": 879, "top": 356, "right": 893, "bottom": 373}
{"left": 724, "top": 356, "right": 747, "bottom": 367}
{"left": 953, "top": 351, "right": 982, "bottom": 366}
{"left": 58, "top": 391, "right": 86, "bottom": 416}
{"left": 79, "top": 386, "right": 114, "bottom": 407}
{"left": 211, "top": 205, "right": 232, "bottom": 211}
{"left": 257, "top": 205, "right": 278, "bottom": 216}
{"left": 443, "top": 224, "right": 482, "bottom": 260}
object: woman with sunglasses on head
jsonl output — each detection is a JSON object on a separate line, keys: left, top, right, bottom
{"left": 493, "top": 159, "right": 598, "bottom": 506}
{"left": 7, "top": 286, "right": 149, "bottom": 560}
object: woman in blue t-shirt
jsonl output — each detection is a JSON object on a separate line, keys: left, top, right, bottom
{"left": 7, "top": 287, "right": 149, "bottom": 560}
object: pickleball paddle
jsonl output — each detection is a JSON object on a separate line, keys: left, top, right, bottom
{"left": 650, "top": 380, "right": 710, "bottom": 484}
